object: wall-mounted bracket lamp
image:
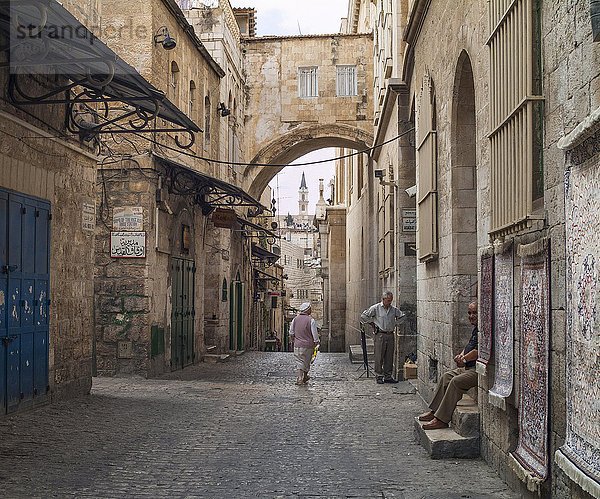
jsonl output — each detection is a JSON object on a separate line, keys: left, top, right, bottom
{"left": 374, "top": 169, "right": 397, "bottom": 188}
{"left": 217, "top": 102, "right": 231, "bottom": 117}
{"left": 154, "top": 26, "right": 177, "bottom": 50}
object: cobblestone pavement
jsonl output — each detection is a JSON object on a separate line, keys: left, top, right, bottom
{"left": 0, "top": 353, "right": 518, "bottom": 498}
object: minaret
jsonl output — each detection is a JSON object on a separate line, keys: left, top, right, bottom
{"left": 298, "top": 171, "right": 309, "bottom": 215}
{"left": 315, "top": 178, "right": 327, "bottom": 220}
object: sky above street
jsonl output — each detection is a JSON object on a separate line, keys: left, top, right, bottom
{"left": 230, "top": 0, "right": 349, "bottom": 214}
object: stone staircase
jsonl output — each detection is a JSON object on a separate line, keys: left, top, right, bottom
{"left": 414, "top": 395, "right": 480, "bottom": 459}
{"left": 348, "top": 339, "right": 374, "bottom": 363}
{"left": 203, "top": 345, "right": 230, "bottom": 363}
{"left": 203, "top": 353, "right": 230, "bottom": 363}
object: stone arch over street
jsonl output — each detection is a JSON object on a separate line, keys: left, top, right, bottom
{"left": 241, "top": 33, "right": 374, "bottom": 199}
{"left": 244, "top": 123, "right": 374, "bottom": 199}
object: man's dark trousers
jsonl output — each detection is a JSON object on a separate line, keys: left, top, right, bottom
{"left": 374, "top": 330, "right": 394, "bottom": 379}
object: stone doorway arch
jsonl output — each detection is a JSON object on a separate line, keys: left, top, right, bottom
{"left": 450, "top": 50, "right": 479, "bottom": 353}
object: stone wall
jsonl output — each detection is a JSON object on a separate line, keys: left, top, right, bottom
{"left": 406, "top": 0, "right": 597, "bottom": 497}
{"left": 541, "top": 1, "right": 599, "bottom": 497}
{"left": 0, "top": 104, "right": 96, "bottom": 405}
{"left": 408, "top": 0, "right": 487, "bottom": 398}
{"left": 324, "top": 207, "right": 347, "bottom": 352}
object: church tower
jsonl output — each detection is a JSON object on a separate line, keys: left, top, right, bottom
{"left": 298, "top": 171, "right": 309, "bottom": 215}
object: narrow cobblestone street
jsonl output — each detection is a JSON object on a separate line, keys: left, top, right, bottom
{"left": 0, "top": 353, "right": 517, "bottom": 498}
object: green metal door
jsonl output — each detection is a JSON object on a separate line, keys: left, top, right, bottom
{"left": 171, "top": 257, "right": 195, "bottom": 371}
{"left": 229, "top": 281, "right": 245, "bottom": 351}
{"left": 236, "top": 281, "right": 244, "bottom": 351}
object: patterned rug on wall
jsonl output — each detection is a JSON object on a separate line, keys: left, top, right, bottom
{"left": 488, "top": 242, "right": 513, "bottom": 409}
{"left": 476, "top": 251, "right": 494, "bottom": 375}
{"left": 560, "top": 158, "right": 600, "bottom": 485}
{"left": 512, "top": 238, "right": 550, "bottom": 480}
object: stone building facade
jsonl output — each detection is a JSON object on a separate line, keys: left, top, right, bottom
{"left": 93, "top": 0, "right": 254, "bottom": 376}
{"left": 0, "top": 0, "right": 151, "bottom": 413}
{"left": 333, "top": 0, "right": 417, "bottom": 375}
{"left": 276, "top": 173, "right": 324, "bottom": 326}
{"left": 335, "top": 0, "right": 599, "bottom": 497}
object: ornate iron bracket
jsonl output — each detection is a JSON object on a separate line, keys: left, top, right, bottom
{"left": 158, "top": 157, "right": 266, "bottom": 215}
{"left": 7, "top": 73, "right": 196, "bottom": 148}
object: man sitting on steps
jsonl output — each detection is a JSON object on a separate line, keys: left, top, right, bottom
{"left": 418, "top": 301, "right": 478, "bottom": 430}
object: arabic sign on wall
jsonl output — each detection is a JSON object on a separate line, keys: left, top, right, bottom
{"left": 402, "top": 209, "right": 416, "bottom": 232}
{"left": 113, "top": 206, "right": 143, "bottom": 231}
{"left": 111, "top": 232, "right": 146, "bottom": 258}
{"left": 82, "top": 202, "right": 96, "bottom": 232}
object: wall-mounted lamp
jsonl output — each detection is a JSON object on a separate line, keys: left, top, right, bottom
{"left": 154, "top": 26, "right": 177, "bottom": 50}
{"left": 217, "top": 102, "right": 231, "bottom": 117}
{"left": 374, "top": 169, "right": 397, "bottom": 188}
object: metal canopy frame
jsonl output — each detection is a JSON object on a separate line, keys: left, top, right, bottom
{"left": 0, "top": 0, "right": 200, "bottom": 148}
{"left": 155, "top": 155, "right": 266, "bottom": 217}
{"left": 238, "top": 217, "right": 279, "bottom": 245}
{"left": 251, "top": 243, "right": 280, "bottom": 267}
{"left": 253, "top": 267, "right": 280, "bottom": 287}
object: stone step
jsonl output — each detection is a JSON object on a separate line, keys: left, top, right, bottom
{"left": 452, "top": 395, "right": 480, "bottom": 438}
{"left": 414, "top": 417, "right": 480, "bottom": 459}
{"left": 348, "top": 340, "right": 374, "bottom": 364}
{"left": 203, "top": 353, "right": 230, "bottom": 363}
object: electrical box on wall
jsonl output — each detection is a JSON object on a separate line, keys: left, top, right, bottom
{"left": 117, "top": 341, "right": 134, "bottom": 359}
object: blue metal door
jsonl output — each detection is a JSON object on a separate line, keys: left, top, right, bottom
{"left": 0, "top": 189, "right": 50, "bottom": 414}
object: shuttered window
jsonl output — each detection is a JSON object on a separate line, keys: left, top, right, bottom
{"left": 416, "top": 74, "right": 438, "bottom": 262}
{"left": 487, "top": 0, "right": 544, "bottom": 237}
{"left": 336, "top": 65, "right": 357, "bottom": 96}
{"left": 298, "top": 67, "right": 318, "bottom": 98}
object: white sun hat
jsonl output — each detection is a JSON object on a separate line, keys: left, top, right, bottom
{"left": 299, "top": 302, "right": 311, "bottom": 312}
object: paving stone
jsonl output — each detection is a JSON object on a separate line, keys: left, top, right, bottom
{"left": 0, "top": 353, "right": 517, "bottom": 498}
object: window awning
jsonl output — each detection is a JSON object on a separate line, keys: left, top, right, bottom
{"left": 0, "top": 0, "right": 200, "bottom": 148}
{"left": 155, "top": 155, "right": 266, "bottom": 216}
{"left": 251, "top": 243, "right": 280, "bottom": 265}
{"left": 253, "top": 268, "right": 281, "bottom": 286}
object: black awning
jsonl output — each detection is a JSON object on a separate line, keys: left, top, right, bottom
{"left": 251, "top": 243, "right": 280, "bottom": 264}
{"left": 155, "top": 155, "right": 266, "bottom": 216}
{"left": 0, "top": 0, "right": 200, "bottom": 147}
{"left": 238, "top": 217, "right": 279, "bottom": 239}
{"left": 253, "top": 268, "right": 281, "bottom": 285}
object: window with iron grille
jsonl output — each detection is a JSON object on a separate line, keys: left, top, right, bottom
{"left": 416, "top": 73, "right": 438, "bottom": 262}
{"left": 298, "top": 67, "right": 318, "bottom": 98}
{"left": 487, "top": 0, "right": 544, "bottom": 238}
{"left": 336, "top": 65, "right": 357, "bottom": 96}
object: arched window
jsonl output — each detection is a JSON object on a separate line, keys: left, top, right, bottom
{"left": 170, "top": 61, "right": 180, "bottom": 90}
{"left": 204, "top": 94, "right": 211, "bottom": 149}
{"left": 222, "top": 278, "right": 228, "bottom": 302}
{"left": 189, "top": 80, "right": 196, "bottom": 118}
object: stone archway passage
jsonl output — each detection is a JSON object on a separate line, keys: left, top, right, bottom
{"left": 244, "top": 123, "right": 374, "bottom": 199}
{"left": 241, "top": 33, "right": 374, "bottom": 198}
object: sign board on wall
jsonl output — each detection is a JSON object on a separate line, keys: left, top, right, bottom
{"left": 111, "top": 232, "right": 146, "bottom": 258}
{"left": 113, "top": 206, "right": 143, "bottom": 231}
{"left": 82, "top": 202, "right": 96, "bottom": 232}
{"left": 402, "top": 209, "right": 416, "bottom": 232}
{"left": 212, "top": 208, "right": 237, "bottom": 229}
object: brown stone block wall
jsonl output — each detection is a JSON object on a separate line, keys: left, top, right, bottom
{"left": 0, "top": 110, "right": 96, "bottom": 403}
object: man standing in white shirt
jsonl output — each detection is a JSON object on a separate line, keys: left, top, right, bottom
{"left": 289, "top": 302, "right": 320, "bottom": 385}
{"left": 360, "top": 291, "right": 406, "bottom": 384}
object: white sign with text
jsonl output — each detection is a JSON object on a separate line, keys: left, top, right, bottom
{"left": 110, "top": 232, "right": 146, "bottom": 258}
{"left": 113, "top": 206, "right": 143, "bottom": 231}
